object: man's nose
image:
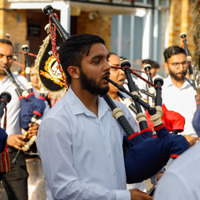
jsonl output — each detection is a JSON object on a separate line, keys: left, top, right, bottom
{"left": 120, "top": 69, "right": 125, "bottom": 75}
{"left": 104, "top": 61, "right": 111, "bottom": 71}
{"left": 179, "top": 63, "right": 185, "bottom": 71}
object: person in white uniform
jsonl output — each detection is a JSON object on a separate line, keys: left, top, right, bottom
{"left": 37, "top": 34, "right": 152, "bottom": 200}
{"left": 0, "top": 38, "right": 39, "bottom": 200}
{"left": 162, "top": 45, "right": 199, "bottom": 143}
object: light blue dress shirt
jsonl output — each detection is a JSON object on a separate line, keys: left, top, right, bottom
{"left": 37, "top": 87, "right": 139, "bottom": 200}
{"left": 154, "top": 142, "right": 200, "bottom": 200}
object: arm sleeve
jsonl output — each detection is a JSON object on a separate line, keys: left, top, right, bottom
{"left": 37, "top": 118, "right": 130, "bottom": 200}
{"left": 154, "top": 172, "right": 192, "bottom": 200}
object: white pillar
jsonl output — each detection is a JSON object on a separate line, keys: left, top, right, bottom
{"left": 130, "top": 14, "right": 135, "bottom": 63}
{"left": 153, "top": 0, "right": 159, "bottom": 61}
{"left": 53, "top": 2, "right": 71, "bottom": 34}
{"left": 142, "top": 9, "right": 151, "bottom": 59}
{"left": 165, "top": 1, "right": 170, "bottom": 49}
{"left": 117, "top": 15, "right": 123, "bottom": 56}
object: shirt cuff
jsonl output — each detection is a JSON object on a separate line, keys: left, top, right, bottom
{"left": 36, "top": 119, "right": 42, "bottom": 125}
{"left": 115, "top": 190, "right": 130, "bottom": 200}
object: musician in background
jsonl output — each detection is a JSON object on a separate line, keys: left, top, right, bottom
{"left": 107, "top": 53, "right": 126, "bottom": 101}
{"left": 0, "top": 39, "right": 39, "bottom": 200}
{"left": 37, "top": 34, "right": 151, "bottom": 200}
{"left": 108, "top": 52, "right": 147, "bottom": 192}
{"left": 162, "top": 45, "right": 199, "bottom": 143}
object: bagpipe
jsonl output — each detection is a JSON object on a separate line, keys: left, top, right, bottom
{"left": 3, "top": 45, "right": 46, "bottom": 163}
{"left": 181, "top": 33, "right": 197, "bottom": 92}
{"left": 105, "top": 62, "right": 190, "bottom": 183}
{"left": 40, "top": 5, "right": 190, "bottom": 184}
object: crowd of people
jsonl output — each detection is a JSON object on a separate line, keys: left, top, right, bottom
{"left": 0, "top": 33, "right": 199, "bottom": 200}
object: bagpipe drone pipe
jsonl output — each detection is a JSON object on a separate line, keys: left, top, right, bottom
{"left": 41, "top": 5, "right": 190, "bottom": 183}
{"left": 20, "top": 45, "right": 46, "bottom": 132}
{"left": 181, "top": 33, "right": 197, "bottom": 91}
{"left": 143, "top": 64, "right": 156, "bottom": 105}
{"left": 105, "top": 63, "right": 190, "bottom": 183}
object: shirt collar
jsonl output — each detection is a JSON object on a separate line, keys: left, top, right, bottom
{"left": 165, "top": 75, "right": 191, "bottom": 89}
{"left": 66, "top": 87, "right": 111, "bottom": 119}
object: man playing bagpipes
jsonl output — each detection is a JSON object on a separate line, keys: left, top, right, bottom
{"left": 36, "top": 5, "right": 192, "bottom": 199}
{"left": 37, "top": 34, "right": 152, "bottom": 200}
{"left": 0, "top": 39, "right": 39, "bottom": 200}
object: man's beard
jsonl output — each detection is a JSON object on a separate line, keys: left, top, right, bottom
{"left": 168, "top": 68, "right": 187, "bottom": 81}
{"left": 80, "top": 69, "right": 109, "bottom": 96}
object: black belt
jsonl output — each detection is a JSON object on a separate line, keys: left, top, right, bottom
{"left": 8, "top": 146, "right": 19, "bottom": 153}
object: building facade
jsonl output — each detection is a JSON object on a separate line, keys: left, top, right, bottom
{"left": 0, "top": 0, "right": 196, "bottom": 76}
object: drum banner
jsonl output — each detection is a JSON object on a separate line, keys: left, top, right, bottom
{"left": 35, "top": 29, "right": 67, "bottom": 99}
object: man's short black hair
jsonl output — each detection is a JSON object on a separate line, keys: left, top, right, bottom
{"left": 163, "top": 46, "right": 186, "bottom": 62}
{"left": 151, "top": 61, "right": 160, "bottom": 69}
{"left": 142, "top": 59, "right": 154, "bottom": 65}
{"left": 59, "top": 34, "right": 105, "bottom": 85}
{"left": 0, "top": 39, "right": 14, "bottom": 49}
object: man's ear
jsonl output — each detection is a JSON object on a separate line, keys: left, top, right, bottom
{"left": 67, "top": 66, "right": 80, "bottom": 79}
{"left": 164, "top": 62, "right": 169, "bottom": 75}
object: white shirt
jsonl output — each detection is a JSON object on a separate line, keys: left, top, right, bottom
{"left": 37, "top": 88, "right": 140, "bottom": 200}
{"left": 162, "top": 76, "right": 197, "bottom": 137}
{"left": 154, "top": 142, "right": 200, "bottom": 200}
{"left": 0, "top": 74, "right": 28, "bottom": 135}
